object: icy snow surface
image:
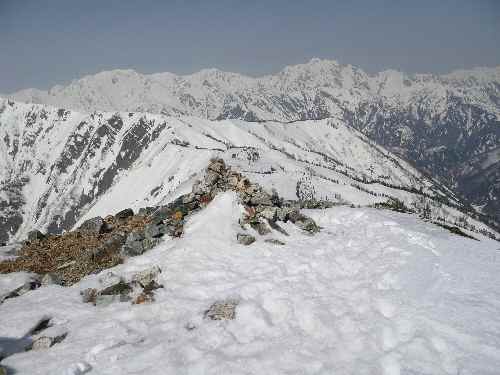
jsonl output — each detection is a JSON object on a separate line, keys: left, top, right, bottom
{"left": 1, "top": 192, "right": 499, "bottom": 374}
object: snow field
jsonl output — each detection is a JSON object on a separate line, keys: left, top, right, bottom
{"left": 1, "top": 192, "right": 499, "bottom": 374}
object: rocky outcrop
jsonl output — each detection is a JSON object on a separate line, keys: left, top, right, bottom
{"left": 0, "top": 159, "right": 320, "bottom": 286}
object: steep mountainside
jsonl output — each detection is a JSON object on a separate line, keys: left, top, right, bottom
{"left": 1, "top": 99, "right": 496, "bottom": 244}
{"left": 9, "top": 59, "right": 500, "bottom": 223}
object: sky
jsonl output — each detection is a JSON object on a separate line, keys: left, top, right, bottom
{"left": 0, "top": 0, "right": 499, "bottom": 93}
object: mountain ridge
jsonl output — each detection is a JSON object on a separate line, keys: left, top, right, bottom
{"left": 5, "top": 58, "right": 500, "bottom": 226}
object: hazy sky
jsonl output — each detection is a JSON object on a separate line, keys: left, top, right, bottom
{"left": 1, "top": 0, "right": 499, "bottom": 93}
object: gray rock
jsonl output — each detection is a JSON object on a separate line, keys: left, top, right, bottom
{"left": 78, "top": 216, "right": 107, "bottom": 234}
{"left": 207, "top": 158, "right": 226, "bottom": 174}
{"left": 250, "top": 220, "right": 271, "bottom": 235}
{"left": 41, "top": 273, "right": 63, "bottom": 286}
{"left": 259, "top": 207, "right": 278, "bottom": 221}
{"left": 121, "top": 230, "right": 146, "bottom": 257}
{"left": 204, "top": 170, "right": 220, "bottom": 186}
{"left": 131, "top": 266, "right": 162, "bottom": 287}
{"left": 144, "top": 223, "right": 163, "bottom": 239}
{"left": 295, "top": 217, "right": 320, "bottom": 234}
{"left": 204, "top": 299, "right": 238, "bottom": 320}
{"left": 80, "top": 288, "right": 98, "bottom": 303}
{"left": 249, "top": 190, "right": 273, "bottom": 206}
{"left": 31, "top": 327, "right": 68, "bottom": 350}
{"left": 27, "top": 230, "right": 45, "bottom": 242}
{"left": 265, "top": 238, "right": 286, "bottom": 245}
{"left": 142, "top": 237, "right": 163, "bottom": 251}
{"left": 237, "top": 233, "right": 256, "bottom": 245}
{"left": 115, "top": 208, "right": 134, "bottom": 222}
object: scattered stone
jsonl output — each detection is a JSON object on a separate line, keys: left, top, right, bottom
{"left": 78, "top": 216, "right": 108, "bottom": 234}
{"left": 204, "top": 299, "right": 238, "bottom": 320}
{"left": 41, "top": 273, "right": 63, "bottom": 286}
{"left": 237, "top": 233, "right": 256, "bottom": 245}
{"left": 27, "top": 230, "right": 45, "bottom": 242}
{"left": 265, "top": 238, "right": 286, "bottom": 245}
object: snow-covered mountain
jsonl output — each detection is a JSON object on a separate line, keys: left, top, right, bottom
{"left": 1, "top": 98, "right": 497, "bottom": 244}
{"left": 8, "top": 59, "right": 500, "bottom": 224}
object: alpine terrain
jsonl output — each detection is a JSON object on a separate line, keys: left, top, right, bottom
{"left": 0, "top": 61, "right": 499, "bottom": 375}
{"left": 9, "top": 58, "right": 499, "bottom": 225}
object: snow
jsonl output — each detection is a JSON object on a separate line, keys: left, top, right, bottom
{"left": 8, "top": 59, "right": 500, "bottom": 120}
{"left": 1, "top": 193, "right": 499, "bottom": 374}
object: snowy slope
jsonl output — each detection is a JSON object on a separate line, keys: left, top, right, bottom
{"left": 2, "top": 98, "right": 496, "bottom": 244}
{"left": 7, "top": 59, "right": 500, "bottom": 223}
{"left": 1, "top": 194, "right": 499, "bottom": 374}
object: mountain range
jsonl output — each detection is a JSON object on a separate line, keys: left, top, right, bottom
{"left": 7, "top": 58, "right": 500, "bottom": 226}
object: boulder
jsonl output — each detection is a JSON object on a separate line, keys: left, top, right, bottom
{"left": 120, "top": 230, "right": 145, "bottom": 257}
{"left": 237, "top": 233, "right": 256, "bottom": 245}
{"left": 78, "top": 216, "right": 108, "bottom": 234}
{"left": 115, "top": 208, "right": 134, "bottom": 222}
{"left": 27, "top": 230, "right": 45, "bottom": 242}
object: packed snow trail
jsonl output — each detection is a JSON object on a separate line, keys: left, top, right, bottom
{"left": 1, "top": 193, "right": 499, "bottom": 374}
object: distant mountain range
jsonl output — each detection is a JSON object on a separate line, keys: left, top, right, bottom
{"left": 6, "top": 58, "right": 500, "bottom": 226}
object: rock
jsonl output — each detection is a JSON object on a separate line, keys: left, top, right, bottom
{"left": 115, "top": 208, "right": 134, "bottom": 222}
{"left": 142, "top": 236, "right": 163, "bottom": 251}
{"left": 137, "top": 206, "right": 157, "bottom": 216}
{"left": 250, "top": 220, "right": 272, "bottom": 235}
{"left": 204, "top": 299, "right": 238, "bottom": 320}
{"left": 41, "top": 273, "right": 63, "bottom": 286}
{"left": 268, "top": 220, "right": 289, "bottom": 236}
{"left": 131, "top": 266, "right": 162, "bottom": 287}
{"left": 80, "top": 288, "right": 98, "bottom": 304}
{"left": 27, "top": 230, "right": 45, "bottom": 242}
{"left": 265, "top": 238, "right": 286, "bottom": 245}
{"left": 237, "top": 233, "right": 256, "bottom": 245}
{"left": 78, "top": 216, "right": 108, "bottom": 234}
{"left": 120, "top": 230, "right": 145, "bottom": 257}
{"left": 276, "top": 207, "right": 292, "bottom": 221}
{"left": 31, "top": 326, "right": 68, "bottom": 350}
{"left": 99, "top": 280, "right": 133, "bottom": 296}
{"left": 249, "top": 190, "right": 273, "bottom": 206}
{"left": 295, "top": 217, "right": 320, "bottom": 234}
{"left": 144, "top": 223, "right": 163, "bottom": 239}
{"left": 259, "top": 207, "right": 278, "bottom": 221}
{"left": 207, "top": 158, "right": 226, "bottom": 174}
